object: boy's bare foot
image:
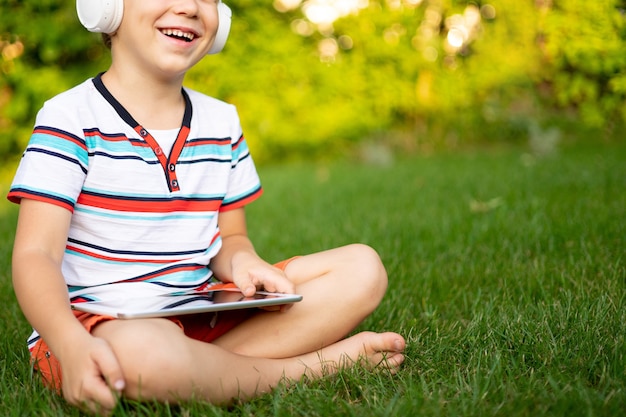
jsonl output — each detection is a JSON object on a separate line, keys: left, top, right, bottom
{"left": 299, "top": 331, "right": 406, "bottom": 377}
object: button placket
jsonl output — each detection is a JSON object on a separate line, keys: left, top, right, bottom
{"left": 129, "top": 89, "right": 191, "bottom": 193}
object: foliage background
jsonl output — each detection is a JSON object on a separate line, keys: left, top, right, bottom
{"left": 1, "top": 0, "right": 625, "bottom": 164}
{"left": 1, "top": 2, "right": 625, "bottom": 414}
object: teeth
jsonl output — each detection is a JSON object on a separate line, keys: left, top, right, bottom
{"left": 161, "top": 29, "right": 195, "bottom": 41}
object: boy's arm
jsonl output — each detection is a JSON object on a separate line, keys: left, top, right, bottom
{"left": 12, "top": 198, "right": 124, "bottom": 412}
{"left": 210, "top": 207, "right": 295, "bottom": 296}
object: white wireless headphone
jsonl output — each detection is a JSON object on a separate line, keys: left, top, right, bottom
{"left": 76, "top": 0, "right": 232, "bottom": 54}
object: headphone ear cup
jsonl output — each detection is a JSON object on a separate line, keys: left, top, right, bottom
{"left": 207, "top": 2, "right": 232, "bottom": 55}
{"left": 76, "top": 0, "right": 123, "bottom": 34}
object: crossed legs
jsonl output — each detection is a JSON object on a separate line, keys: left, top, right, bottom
{"left": 92, "top": 244, "right": 406, "bottom": 404}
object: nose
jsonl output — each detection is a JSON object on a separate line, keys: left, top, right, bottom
{"left": 172, "top": 0, "right": 200, "bottom": 16}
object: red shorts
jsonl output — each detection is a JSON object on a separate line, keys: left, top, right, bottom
{"left": 31, "top": 257, "right": 298, "bottom": 392}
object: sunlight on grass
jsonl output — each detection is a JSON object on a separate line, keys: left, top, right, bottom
{"left": 1, "top": 141, "right": 625, "bottom": 416}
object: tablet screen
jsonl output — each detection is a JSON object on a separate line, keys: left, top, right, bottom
{"left": 71, "top": 287, "right": 303, "bottom": 319}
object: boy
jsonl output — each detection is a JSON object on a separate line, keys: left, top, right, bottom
{"left": 8, "top": 0, "right": 406, "bottom": 414}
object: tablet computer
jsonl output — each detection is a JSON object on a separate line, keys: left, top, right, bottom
{"left": 71, "top": 284, "right": 303, "bottom": 319}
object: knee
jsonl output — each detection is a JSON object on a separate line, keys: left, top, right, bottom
{"left": 98, "top": 320, "right": 193, "bottom": 399}
{"left": 343, "top": 243, "right": 388, "bottom": 301}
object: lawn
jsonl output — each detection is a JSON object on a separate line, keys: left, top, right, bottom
{"left": 0, "top": 139, "right": 624, "bottom": 416}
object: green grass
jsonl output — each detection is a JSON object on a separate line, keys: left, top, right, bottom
{"left": 1, "top": 140, "right": 624, "bottom": 416}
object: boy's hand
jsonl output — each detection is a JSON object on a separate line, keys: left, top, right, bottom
{"left": 59, "top": 333, "right": 125, "bottom": 415}
{"left": 213, "top": 207, "right": 296, "bottom": 308}
{"left": 230, "top": 251, "right": 296, "bottom": 298}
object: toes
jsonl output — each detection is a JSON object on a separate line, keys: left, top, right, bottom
{"left": 373, "top": 332, "right": 406, "bottom": 354}
{"left": 375, "top": 351, "right": 404, "bottom": 370}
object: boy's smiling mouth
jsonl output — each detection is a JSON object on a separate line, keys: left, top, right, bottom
{"left": 161, "top": 29, "right": 196, "bottom": 42}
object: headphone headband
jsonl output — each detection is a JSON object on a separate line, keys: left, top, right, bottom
{"left": 76, "top": 0, "right": 231, "bottom": 54}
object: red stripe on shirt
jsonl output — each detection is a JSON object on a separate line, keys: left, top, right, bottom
{"left": 121, "top": 264, "right": 207, "bottom": 283}
{"left": 34, "top": 127, "right": 88, "bottom": 151}
{"left": 66, "top": 245, "right": 177, "bottom": 264}
{"left": 77, "top": 193, "right": 222, "bottom": 213}
{"left": 6, "top": 190, "right": 75, "bottom": 212}
{"left": 220, "top": 187, "right": 263, "bottom": 212}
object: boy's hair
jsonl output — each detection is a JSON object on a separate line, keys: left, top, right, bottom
{"left": 102, "top": 33, "right": 112, "bottom": 49}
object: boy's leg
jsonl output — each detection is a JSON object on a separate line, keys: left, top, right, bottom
{"left": 92, "top": 317, "right": 405, "bottom": 404}
{"left": 212, "top": 244, "right": 395, "bottom": 358}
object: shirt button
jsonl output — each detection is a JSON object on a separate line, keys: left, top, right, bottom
{"left": 171, "top": 180, "right": 178, "bottom": 188}
{"left": 169, "top": 164, "right": 176, "bottom": 171}
{"left": 140, "top": 129, "right": 148, "bottom": 137}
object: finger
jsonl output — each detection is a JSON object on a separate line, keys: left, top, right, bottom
{"left": 259, "top": 303, "right": 293, "bottom": 313}
{"left": 65, "top": 380, "right": 116, "bottom": 417}
{"left": 232, "top": 263, "right": 295, "bottom": 296}
{"left": 279, "top": 302, "right": 294, "bottom": 313}
{"left": 82, "top": 396, "right": 115, "bottom": 417}
{"left": 256, "top": 275, "right": 276, "bottom": 292}
{"left": 77, "top": 374, "right": 119, "bottom": 415}
{"left": 231, "top": 272, "right": 257, "bottom": 297}
{"left": 259, "top": 304, "right": 282, "bottom": 312}
{"left": 252, "top": 269, "right": 295, "bottom": 294}
{"left": 91, "top": 340, "right": 126, "bottom": 396}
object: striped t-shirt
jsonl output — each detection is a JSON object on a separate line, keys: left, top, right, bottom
{"left": 8, "top": 74, "right": 262, "bottom": 347}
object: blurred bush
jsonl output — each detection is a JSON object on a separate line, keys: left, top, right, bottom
{"left": 1, "top": 0, "right": 625, "bottom": 164}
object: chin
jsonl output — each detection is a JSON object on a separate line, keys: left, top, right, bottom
{"left": 155, "top": 59, "right": 199, "bottom": 76}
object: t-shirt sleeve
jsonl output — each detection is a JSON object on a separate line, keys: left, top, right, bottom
{"left": 219, "top": 108, "right": 263, "bottom": 211}
{"left": 7, "top": 97, "right": 89, "bottom": 212}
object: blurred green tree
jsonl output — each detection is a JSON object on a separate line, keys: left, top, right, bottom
{"left": 538, "top": 0, "right": 626, "bottom": 128}
{"left": 1, "top": 0, "right": 624, "bottom": 164}
{"left": 0, "top": 0, "right": 108, "bottom": 158}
